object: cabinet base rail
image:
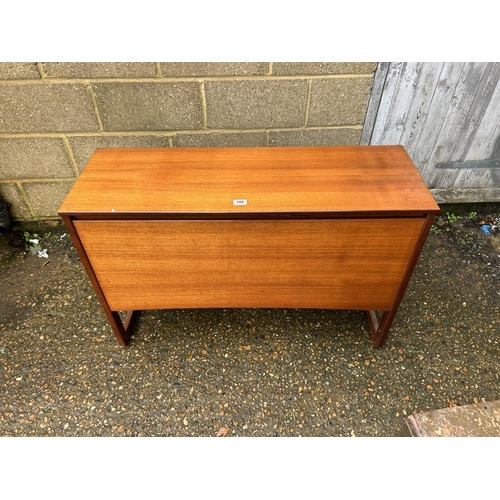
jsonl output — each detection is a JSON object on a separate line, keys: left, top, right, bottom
{"left": 107, "top": 308, "right": 393, "bottom": 347}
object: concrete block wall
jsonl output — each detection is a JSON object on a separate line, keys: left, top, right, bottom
{"left": 0, "top": 62, "right": 377, "bottom": 220}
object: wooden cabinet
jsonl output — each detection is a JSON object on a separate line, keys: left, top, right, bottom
{"left": 59, "top": 146, "right": 439, "bottom": 347}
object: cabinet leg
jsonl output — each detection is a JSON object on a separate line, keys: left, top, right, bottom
{"left": 61, "top": 215, "right": 138, "bottom": 346}
{"left": 366, "top": 310, "right": 393, "bottom": 347}
{"left": 108, "top": 310, "right": 138, "bottom": 346}
{"left": 367, "top": 214, "right": 436, "bottom": 348}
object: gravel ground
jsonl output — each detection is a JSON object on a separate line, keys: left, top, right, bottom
{"left": 1, "top": 205, "right": 499, "bottom": 437}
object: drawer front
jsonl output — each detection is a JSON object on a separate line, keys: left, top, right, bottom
{"left": 74, "top": 218, "right": 425, "bottom": 311}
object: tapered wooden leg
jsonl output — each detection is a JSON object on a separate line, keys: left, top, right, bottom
{"left": 366, "top": 310, "right": 393, "bottom": 347}
{"left": 108, "top": 310, "right": 138, "bottom": 346}
{"left": 367, "top": 214, "right": 436, "bottom": 347}
{"left": 123, "top": 310, "right": 138, "bottom": 332}
{"left": 367, "top": 310, "right": 380, "bottom": 336}
{"left": 61, "top": 214, "right": 138, "bottom": 346}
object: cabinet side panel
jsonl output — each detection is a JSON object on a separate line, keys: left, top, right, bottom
{"left": 74, "top": 219, "right": 425, "bottom": 311}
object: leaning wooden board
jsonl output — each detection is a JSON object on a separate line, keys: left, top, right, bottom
{"left": 399, "top": 400, "right": 500, "bottom": 436}
{"left": 58, "top": 146, "right": 439, "bottom": 346}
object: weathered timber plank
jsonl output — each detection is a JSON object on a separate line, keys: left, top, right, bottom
{"left": 360, "top": 62, "right": 390, "bottom": 145}
{"left": 407, "top": 63, "right": 465, "bottom": 183}
{"left": 450, "top": 62, "right": 500, "bottom": 162}
{"left": 402, "top": 63, "right": 444, "bottom": 160}
{"left": 400, "top": 400, "right": 500, "bottom": 437}
{"left": 424, "top": 62, "right": 486, "bottom": 188}
{"left": 381, "top": 62, "right": 425, "bottom": 145}
{"left": 463, "top": 68, "right": 500, "bottom": 160}
{"left": 370, "top": 63, "right": 405, "bottom": 144}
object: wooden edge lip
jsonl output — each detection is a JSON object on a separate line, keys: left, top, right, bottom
{"left": 89, "top": 144, "right": 413, "bottom": 157}
{"left": 58, "top": 209, "right": 440, "bottom": 221}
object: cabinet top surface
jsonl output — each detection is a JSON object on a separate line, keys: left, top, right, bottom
{"left": 58, "top": 146, "right": 439, "bottom": 216}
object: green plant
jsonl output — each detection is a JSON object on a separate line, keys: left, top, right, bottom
{"left": 23, "top": 230, "right": 54, "bottom": 241}
{"left": 446, "top": 212, "right": 461, "bottom": 224}
{"left": 23, "top": 231, "right": 39, "bottom": 243}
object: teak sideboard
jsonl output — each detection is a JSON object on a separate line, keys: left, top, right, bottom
{"left": 58, "top": 146, "right": 439, "bottom": 347}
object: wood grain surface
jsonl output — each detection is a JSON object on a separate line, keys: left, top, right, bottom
{"left": 74, "top": 218, "right": 425, "bottom": 312}
{"left": 59, "top": 146, "right": 439, "bottom": 216}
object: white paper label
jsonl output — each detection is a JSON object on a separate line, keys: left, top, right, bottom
{"left": 233, "top": 199, "right": 247, "bottom": 206}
